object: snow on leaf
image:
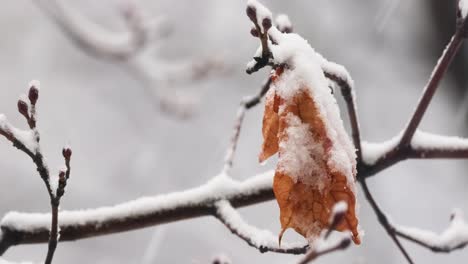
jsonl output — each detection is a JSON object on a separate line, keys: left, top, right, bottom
{"left": 251, "top": 2, "right": 360, "bottom": 244}
{"left": 258, "top": 48, "right": 360, "bottom": 246}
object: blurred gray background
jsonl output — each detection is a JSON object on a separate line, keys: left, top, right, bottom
{"left": 1, "top": 0, "right": 468, "bottom": 263}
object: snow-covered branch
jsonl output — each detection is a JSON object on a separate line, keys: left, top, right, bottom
{"left": 0, "top": 82, "right": 73, "bottom": 264}
{"left": 3, "top": 1, "right": 468, "bottom": 263}
{"left": 361, "top": 130, "right": 468, "bottom": 178}
{"left": 214, "top": 199, "right": 308, "bottom": 254}
{"left": 395, "top": 209, "right": 468, "bottom": 253}
{"left": 0, "top": 171, "right": 274, "bottom": 255}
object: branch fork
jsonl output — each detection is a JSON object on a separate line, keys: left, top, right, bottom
{"left": 0, "top": 81, "right": 72, "bottom": 264}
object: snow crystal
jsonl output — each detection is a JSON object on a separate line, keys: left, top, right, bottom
{"left": 267, "top": 27, "right": 357, "bottom": 190}
{"left": 460, "top": 0, "right": 468, "bottom": 19}
{"left": 396, "top": 209, "right": 468, "bottom": 250}
{"left": 1, "top": 171, "right": 274, "bottom": 232}
{"left": 278, "top": 113, "right": 328, "bottom": 191}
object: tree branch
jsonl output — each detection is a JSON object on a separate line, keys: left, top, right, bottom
{"left": 394, "top": 209, "right": 468, "bottom": 253}
{"left": 0, "top": 82, "right": 73, "bottom": 264}
{"left": 359, "top": 178, "right": 414, "bottom": 264}
{"left": 0, "top": 171, "right": 274, "bottom": 255}
{"left": 399, "top": 17, "right": 466, "bottom": 146}
{"left": 223, "top": 77, "right": 273, "bottom": 173}
{"left": 214, "top": 199, "right": 308, "bottom": 254}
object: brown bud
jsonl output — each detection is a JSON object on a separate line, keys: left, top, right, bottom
{"left": 262, "top": 17, "right": 272, "bottom": 31}
{"left": 338, "top": 237, "right": 352, "bottom": 249}
{"left": 250, "top": 27, "right": 259, "bottom": 37}
{"left": 29, "top": 86, "right": 39, "bottom": 105}
{"left": 246, "top": 5, "right": 257, "bottom": 23}
{"left": 17, "top": 100, "right": 29, "bottom": 118}
{"left": 58, "top": 171, "right": 66, "bottom": 182}
{"left": 62, "top": 147, "right": 72, "bottom": 160}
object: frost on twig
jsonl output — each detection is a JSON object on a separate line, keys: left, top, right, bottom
{"left": 362, "top": 130, "right": 468, "bottom": 166}
{"left": 0, "top": 171, "right": 274, "bottom": 255}
{"left": 0, "top": 81, "right": 72, "bottom": 264}
{"left": 34, "top": 0, "right": 228, "bottom": 118}
{"left": 214, "top": 200, "right": 308, "bottom": 254}
{"left": 395, "top": 209, "right": 468, "bottom": 253}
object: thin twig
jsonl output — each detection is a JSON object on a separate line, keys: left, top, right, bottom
{"left": 214, "top": 200, "right": 308, "bottom": 254}
{"left": 359, "top": 178, "right": 414, "bottom": 264}
{"left": 395, "top": 230, "right": 468, "bottom": 253}
{"left": 223, "top": 77, "right": 273, "bottom": 173}
{"left": 0, "top": 83, "right": 72, "bottom": 264}
{"left": 324, "top": 71, "right": 362, "bottom": 163}
{"left": 297, "top": 237, "right": 351, "bottom": 264}
{"left": 399, "top": 29, "right": 465, "bottom": 147}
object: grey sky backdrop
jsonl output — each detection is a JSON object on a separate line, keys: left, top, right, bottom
{"left": 1, "top": 0, "right": 468, "bottom": 263}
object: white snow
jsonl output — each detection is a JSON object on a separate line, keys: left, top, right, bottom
{"left": 275, "top": 14, "right": 291, "bottom": 32}
{"left": 215, "top": 199, "right": 305, "bottom": 249}
{"left": 362, "top": 134, "right": 401, "bottom": 165}
{"left": 332, "top": 201, "right": 348, "bottom": 216}
{"left": 396, "top": 209, "right": 468, "bottom": 250}
{"left": 0, "top": 259, "right": 34, "bottom": 264}
{"left": 361, "top": 130, "right": 468, "bottom": 165}
{"left": 247, "top": 0, "right": 272, "bottom": 33}
{"left": 278, "top": 113, "right": 328, "bottom": 191}
{"left": 266, "top": 26, "right": 357, "bottom": 190}
{"left": 28, "top": 80, "right": 40, "bottom": 90}
{"left": 411, "top": 130, "right": 468, "bottom": 151}
{"left": 1, "top": 171, "right": 274, "bottom": 232}
{"left": 460, "top": 0, "right": 468, "bottom": 19}
{"left": 211, "top": 254, "right": 231, "bottom": 264}
{"left": 318, "top": 56, "right": 355, "bottom": 89}
{"left": 0, "top": 114, "right": 38, "bottom": 153}
{"left": 308, "top": 232, "right": 351, "bottom": 254}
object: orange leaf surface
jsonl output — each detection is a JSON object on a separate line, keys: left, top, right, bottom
{"left": 260, "top": 67, "right": 361, "bottom": 245}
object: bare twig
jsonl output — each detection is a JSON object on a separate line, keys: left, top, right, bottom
{"left": 399, "top": 12, "right": 466, "bottom": 146}
{"left": 359, "top": 178, "right": 414, "bottom": 264}
{"left": 223, "top": 77, "right": 273, "bottom": 173}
